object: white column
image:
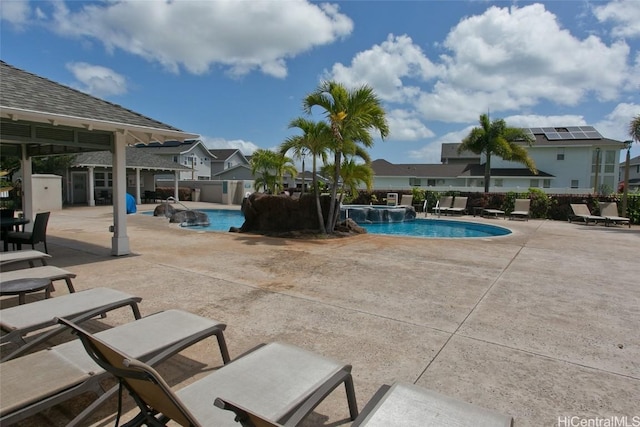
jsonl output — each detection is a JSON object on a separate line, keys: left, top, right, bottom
{"left": 135, "top": 168, "right": 141, "bottom": 204}
{"left": 174, "top": 172, "right": 179, "bottom": 201}
{"left": 111, "top": 132, "right": 130, "bottom": 255}
{"left": 88, "top": 166, "right": 96, "bottom": 206}
{"left": 21, "top": 145, "right": 34, "bottom": 225}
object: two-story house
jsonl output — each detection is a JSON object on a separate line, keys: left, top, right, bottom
{"left": 619, "top": 155, "right": 640, "bottom": 191}
{"left": 135, "top": 139, "right": 214, "bottom": 180}
{"left": 209, "top": 149, "right": 253, "bottom": 180}
{"left": 369, "top": 126, "right": 625, "bottom": 194}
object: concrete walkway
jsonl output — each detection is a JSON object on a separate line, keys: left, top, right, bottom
{"left": 2, "top": 203, "right": 638, "bottom": 426}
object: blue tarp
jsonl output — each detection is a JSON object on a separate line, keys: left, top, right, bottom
{"left": 126, "top": 193, "right": 137, "bottom": 214}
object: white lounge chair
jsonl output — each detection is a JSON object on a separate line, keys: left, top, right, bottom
{"left": 0, "top": 287, "right": 142, "bottom": 361}
{"left": 216, "top": 382, "right": 513, "bottom": 427}
{"left": 0, "top": 309, "right": 229, "bottom": 426}
{"left": 446, "top": 196, "right": 468, "bottom": 215}
{"left": 0, "top": 265, "right": 76, "bottom": 296}
{"left": 59, "top": 317, "right": 359, "bottom": 427}
{"left": 0, "top": 250, "right": 50, "bottom": 267}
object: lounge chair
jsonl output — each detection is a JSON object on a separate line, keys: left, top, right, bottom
{"left": 0, "top": 264, "right": 76, "bottom": 296}
{"left": 599, "top": 202, "right": 631, "bottom": 228}
{"left": 216, "top": 382, "right": 513, "bottom": 427}
{"left": 445, "top": 196, "right": 468, "bottom": 215}
{"left": 58, "top": 317, "right": 359, "bottom": 427}
{"left": 0, "top": 309, "right": 229, "bottom": 426}
{"left": 0, "top": 287, "right": 142, "bottom": 361}
{"left": 434, "top": 196, "right": 453, "bottom": 216}
{"left": 509, "top": 199, "right": 530, "bottom": 221}
{"left": 6, "top": 211, "right": 50, "bottom": 253}
{"left": 0, "top": 250, "right": 50, "bottom": 267}
{"left": 482, "top": 207, "right": 505, "bottom": 219}
{"left": 569, "top": 204, "right": 605, "bottom": 226}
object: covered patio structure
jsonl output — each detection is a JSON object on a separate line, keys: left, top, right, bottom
{"left": 0, "top": 61, "right": 198, "bottom": 255}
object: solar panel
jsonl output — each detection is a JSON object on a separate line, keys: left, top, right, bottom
{"left": 571, "top": 131, "right": 588, "bottom": 139}
{"left": 566, "top": 126, "right": 582, "bottom": 132}
{"left": 545, "top": 132, "right": 563, "bottom": 140}
{"left": 558, "top": 132, "right": 573, "bottom": 139}
{"left": 583, "top": 131, "right": 602, "bottom": 139}
{"left": 528, "top": 127, "right": 544, "bottom": 134}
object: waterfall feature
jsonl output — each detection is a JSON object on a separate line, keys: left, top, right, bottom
{"left": 341, "top": 205, "right": 417, "bottom": 224}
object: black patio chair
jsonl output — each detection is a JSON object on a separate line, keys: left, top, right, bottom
{"left": 6, "top": 211, "right": 50, "bottom": 253}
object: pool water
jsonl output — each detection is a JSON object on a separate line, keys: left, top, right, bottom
{"left": 152, "top": 209, "right": 511, "bottom": 238}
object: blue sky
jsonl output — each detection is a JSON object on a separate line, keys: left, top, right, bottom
{"left": 1, "top": 0, "right": 639, "bottom": 163}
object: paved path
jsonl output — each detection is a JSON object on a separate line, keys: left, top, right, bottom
{"left": 2, "top": 203, "right": 638, "bottom": 426}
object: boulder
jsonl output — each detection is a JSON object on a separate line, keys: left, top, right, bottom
{"left": 169, "top": 210, "right": 210, "bottom": 226}
{"left": 153, "top": 203, "right": 177, "bottom": 218}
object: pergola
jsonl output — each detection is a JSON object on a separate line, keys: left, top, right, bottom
{"left": 0, "top": 61, "right": 198, "bottom": 255}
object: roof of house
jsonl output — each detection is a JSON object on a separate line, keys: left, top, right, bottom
{"left": 440, "top": 143, "right": 480, "bottom": 161}
{"left": 460, "top": 164, "right": 554, "bottom": 178}
{"left": 371, "top": 159, "right": 469, "bottom": 177}
{"left": 1, "top": 61, "right": 181, "bottom": 132}
{"left": 72, "top": 146, "right": 189, "bottom": 171}
{"left": 134, "top": 139, "right": 214, "bottom": 157}
{"left": 209, "top": 149, "right": 245, "bottom": 162}
{"left": 620, "top": 155, "right": 640, "bottom": 166}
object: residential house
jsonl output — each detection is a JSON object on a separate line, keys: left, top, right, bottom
{"left": 619, "top": 155, "right": 640, "bottom": 191}
{"left": 135, "top": 140, "right": 213, "bottom": 180}
{"left": 70, "top": 146, "right": 190, "bottom": 205}
{"left": 209, "top": 149, "right": 253, "bottom": 180}
{"left": 368, "top": 126, "right": 625, "bottom": 194}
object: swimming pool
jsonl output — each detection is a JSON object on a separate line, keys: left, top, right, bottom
{"left": 151, "top": 209, "right": 511, "bottom": 238}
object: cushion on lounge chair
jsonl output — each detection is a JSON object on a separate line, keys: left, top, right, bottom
{"left": 58, "top": 317, "right": 358, "bottom": 427}
{"left": 0, "top": 309, "right": 229, "bottom": 426}
{"left": 215, "top": 382, "right": 513, "bottom": 427}
{"left": 0, "top": 287, "right": 142, "bottom": 361}
{"left": 446, "top": 197, "right": 468, "bottom": 215}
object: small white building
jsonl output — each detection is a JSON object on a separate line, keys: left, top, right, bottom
{"left": 135, "top": 140, "right": 214, "bottom": 181}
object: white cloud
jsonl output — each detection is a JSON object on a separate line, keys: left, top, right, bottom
{"left": 202, "top": 136, "right": 260, "bottom": 155}
{"left": 326, "top": 4, "right": 635, "bottom": 124}
{"left": 66, "top": 62, "right": 127, "bottom": 97}
{"left": 503, "top": 114, "right": 587, "bottom": 128}
{"left": 50, "top": 0, "right": 353, "bottom": 78}
{"left": 327, "top": 34, "right": 440, "bottom": 103}
{"left": 0, "top": 0, "right": 31, "bottom": 26}
{"left": 594, "top": 103, "right": 640, "bottom": 141}
{"left": 593, "top": 0, "right": 640, "bottom": 39}
{"left": 386, "top": 109, "right": 435, "bottom": 141}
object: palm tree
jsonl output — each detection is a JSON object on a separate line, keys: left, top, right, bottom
{"left": 280, "top": 118, "right": 331, "bottom": 233}
{"left": 458, "top": 113, "right": 536, "bottom": 193}
{"left": 336, "top": 158, "right": 374, "bottom": 196}
{"left": 303, "top": 81, "right": 389, "bottom": 232}
{"left": 630, "top": 114, "right": 640, "bottom": 143}
{"left": 250, "top": 149, "right": 295, "bottom": 194}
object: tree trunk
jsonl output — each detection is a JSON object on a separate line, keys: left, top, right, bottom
{"left": 326, "top": 152, "right": 341, "bottom": 232}
{"left": 484, "top": 152, "right": 491, "bottom": 193}
{"left": 312, "top": 157, "right": 326, "bottom": 234}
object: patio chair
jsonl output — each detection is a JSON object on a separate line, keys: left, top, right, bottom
{"left": 598, "top": 202, "right": 630, "bottom": 228}
{"left": 509, "top": 199, "right": 530, "bottom": 221}
{"left": 446, "top": 196, "right": 468, "bottom": 215}
{"left": 58, "top": 317, "right": 359, "bottom": 427}
{"left": 6, "top": 211, "right": 50, "bottom": 253}
{"left": 0, "top": 309, "right": 229, "bottom": 426}
{"left": 569, "top": 204, "right": 605, "bottom": 226}
{"left": 0, "top": 287, "right": 142, "bottom": 361}
{"left": 434, "top": 196, "right": 453, "bottom": 216}
{"left": 216, "top": 382, "right": 513, "bottom": 427}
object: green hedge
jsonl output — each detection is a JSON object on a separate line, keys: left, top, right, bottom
{"left": 353, "top": 189, "right": 640, "bottom": 224}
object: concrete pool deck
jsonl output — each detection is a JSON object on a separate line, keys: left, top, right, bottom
{"left": 2, "top": 202, "right": 638, "bottom": 426}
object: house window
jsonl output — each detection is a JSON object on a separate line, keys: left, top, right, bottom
{"left": 173, "top": 156, "right": 178, "bottom": 162}
{"left": 571, "top": 180, "right": 579, "bottom": 189}
{"left": 529, "top": 179, "right": 539, "bottom": 188}
{"left": 494, "top": 179, "right": 503, "bottom": 187}
{"left": 409, "top": 178, "right": 422, "bottom": 186}
{"left": 95, "top": 171, "right": 112, "bottom": 187}
{"left": 427, "top": 179, "right": 435, "bottom": 186}
{"left": 543, "top": 179, "right": 551, "bottom": 188}
{"left": 604, "top": 150, "right": 615, "bottom": 173}
{"left": 557, "top": 148, "right": 565, "bottom": 160}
